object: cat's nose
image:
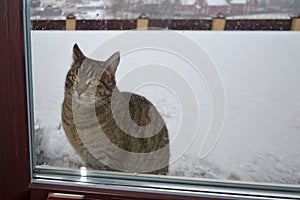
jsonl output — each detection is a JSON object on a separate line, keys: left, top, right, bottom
{"left": 76, "top": 88, "right": 85, "bottom": 97}
{"left": 77, "top": 90, "right": 83, "bottom": 97}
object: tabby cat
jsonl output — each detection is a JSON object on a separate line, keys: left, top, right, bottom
{"left": 62, "top": 44, "right": 170, "bottom": 175}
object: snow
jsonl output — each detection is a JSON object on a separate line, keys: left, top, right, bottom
{"left": 205, "top": 0, "right": 228, "bottom": 6}
{"left": 141, "top": 0, "right": 162, "bottom": 5}
{"left": 31, "top": 30, "right": 300, "bottom": 185}
{"left": 226, "top": 13, "right": 293, "bottom": 19}
{"left": 75, "top": 10, "right": 105, "bottom": 19}
{"left": 229, "top": 0, "right": 246, "bottom": 5}
{"left": 76, "top": 1, "right": 105, "bottom": 8}
{"left": 180, "top": 0, "right": 196, "bottom": 6}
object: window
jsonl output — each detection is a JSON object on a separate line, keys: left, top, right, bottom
{"left": 2, "top": 0, "right": 300, "bottom": 199}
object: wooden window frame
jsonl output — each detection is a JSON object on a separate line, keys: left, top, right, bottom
{"left": 1, "top": 1, "right": 300, "bottom": 199}
{"left": 0, "top": 1, "right": 217, "bottom": 199}
{"left": 0, "top": 0, "right": 30, "bottom": 199}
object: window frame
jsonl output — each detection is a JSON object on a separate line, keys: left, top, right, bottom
{"left": 0, "top": 1, "right": 220, "bottom": 198}
{"left": 0, "top": 0, "right": 30, "bottom": 199}
{"left": 0, "top": 1, "right": 218, "bottom": 199}
{"left": 1, "top": 0, "right": 300, "bottom": 199}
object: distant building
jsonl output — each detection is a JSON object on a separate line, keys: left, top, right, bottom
{"left": 40, "top": 0, "right": 65, "bottom": 7}
{"left": 264, "top": 0, "right": 294, "bottom": 11}
{"left": 33, "top": 4, "right": 63, "bottom": 17}
{"left": 178, "top": 0, "right": 198, "bottom": 16}
{"left": 30, "top": 0, "right": 42, "bottom": 8}
{"left": 114, "top": 0, "right": 233, "bottom": 18}
{"left": 247, "top": 0, "right": 258, "bottom": 13}
{"left": 228, "top": 0, "right": 258, "bottom": 15}
{"left": 229, "top": 0, "right": 246, "bottom": 14}
{"left": 202, "top": 0, "right": 229, "bottom": 15}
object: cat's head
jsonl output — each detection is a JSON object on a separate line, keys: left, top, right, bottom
{"left": 65, "top": 44, "right": 120, "bottom": 105}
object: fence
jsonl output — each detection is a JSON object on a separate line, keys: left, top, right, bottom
{"left": 31, "top": 17, "right": 300, "bottom": 31}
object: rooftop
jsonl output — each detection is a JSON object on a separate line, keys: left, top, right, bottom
{"left": 230, "top": 0, "right": 247, "bottom": 4}
{"left": 205, "top": 0, "right": 229, "bottom": 6}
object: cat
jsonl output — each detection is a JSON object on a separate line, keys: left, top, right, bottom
{"left": 62, "top": 44, "right": 170, "bottom": 175}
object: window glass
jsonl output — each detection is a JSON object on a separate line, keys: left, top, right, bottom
{"left": 30, "top": 0, "right": 300, "bottom": 20}
{"left": 27, "top": 0, "right": 300, "bottom": 198}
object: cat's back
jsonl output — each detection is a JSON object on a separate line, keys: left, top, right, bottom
{"left": 116, "top": 92, "right": 170, "bottom": 174}
{"left": 121, "top": 91, "right": 160, "bottom": 125}
{"left": 109, "top": 91, "right": 169, "bottom": 152}
{"left": 114, "top": 91, "right": 168, "bottom": 135}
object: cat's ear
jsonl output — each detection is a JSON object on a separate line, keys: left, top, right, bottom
{"left": 73, "top": 43, "right": 85, "bottom": 62}
{"left": 104, "top": 51, "right": 120, "bottom": 76}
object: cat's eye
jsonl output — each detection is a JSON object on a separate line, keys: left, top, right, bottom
{"left": 69, "top": 75, "right": 79, "bottom": 82}
{"left": 89, "top": 79, "right": 99, "bottom": 86}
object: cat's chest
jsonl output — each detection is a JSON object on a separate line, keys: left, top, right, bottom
{"left": 71, "top": 103, "right": 111, "bottom": 127}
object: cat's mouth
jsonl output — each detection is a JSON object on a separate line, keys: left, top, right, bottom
{"left": 73, "top": 93, "right": 96, "bottom": 105}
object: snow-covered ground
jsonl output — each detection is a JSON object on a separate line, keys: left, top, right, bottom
{"left": 226, "top": 13, "right": 294, "bottom": 19}
{"left": 31, "top": 31, "right": 300, "bottom": 185}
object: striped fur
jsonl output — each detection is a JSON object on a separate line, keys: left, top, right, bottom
{"left": 62, "top": 44, "right": 170, "bottom": 174}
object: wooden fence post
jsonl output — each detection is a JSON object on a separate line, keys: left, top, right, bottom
{"left": 137, "top": 19, "right": 149, "bottom": 30}
{"left": 66, "top": 14, "right": 76, "bottom": 30}
{"left": 136, "top": 14, "right": 149, "bottom": 30}
{"left": 211, "top": 18, "right": 226, "bottom": 31}
{"left": 291, "top": 17, "right": 300, "bottom": 31}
